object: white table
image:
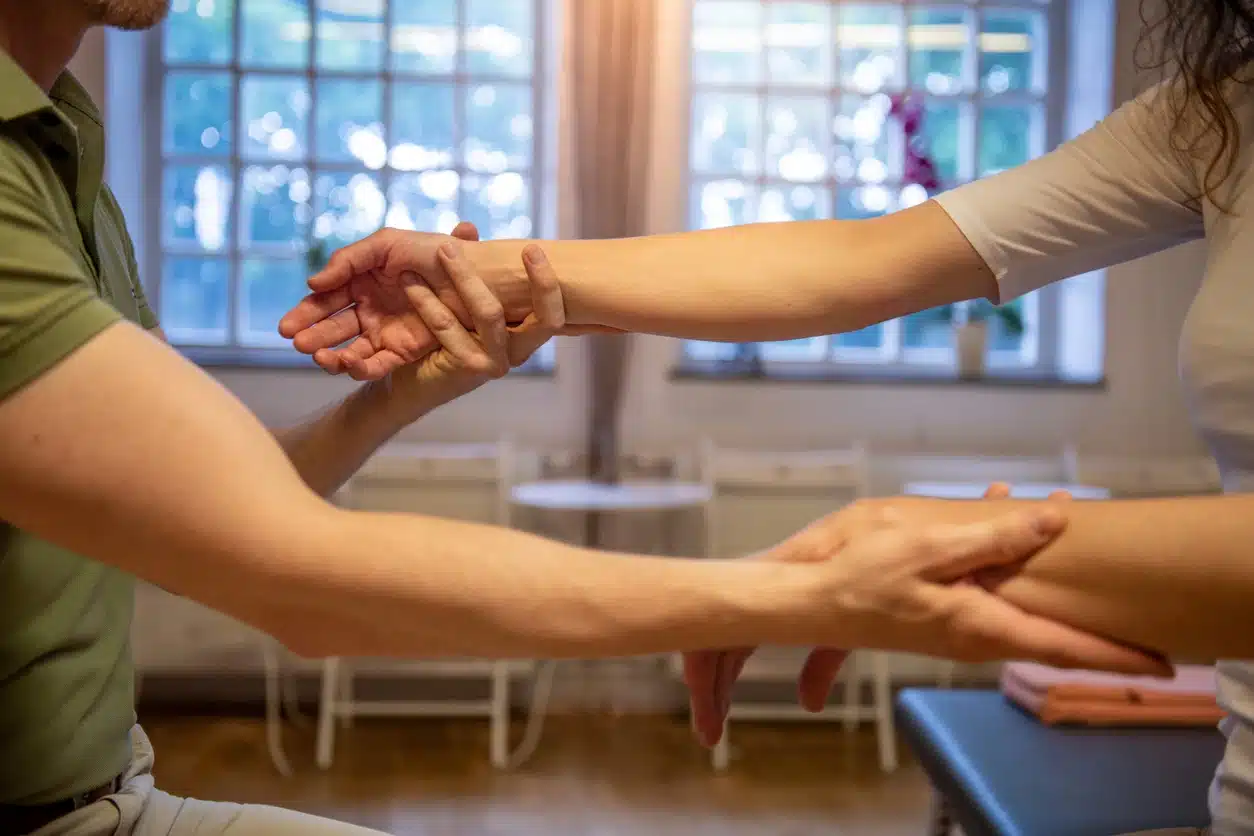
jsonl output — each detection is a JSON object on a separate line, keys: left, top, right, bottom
{"left": 507, "top": 480, "right": 714, "bottom": 764}
{"left": 509, "top": 479, "right": 714, "bottom": 512}
{"left": 904, "top": 481, "right": 1111, "bottom": 501}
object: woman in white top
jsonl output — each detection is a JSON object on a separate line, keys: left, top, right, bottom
{"left": 285, "top": 3, "right": 1254, "bottom": 832}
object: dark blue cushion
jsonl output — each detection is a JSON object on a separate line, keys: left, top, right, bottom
{"left": 897, "top": 688, "right": 1225, "bottom": 836}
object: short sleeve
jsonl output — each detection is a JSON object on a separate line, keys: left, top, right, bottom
{"left": 934, "top": 82, "right": 1207, "bottom": 302}
{"left": 99, "top": 184, "right": 158, "bottom": 331}
{"left": 0, "top": 139, "right": 120, "bottom": 401}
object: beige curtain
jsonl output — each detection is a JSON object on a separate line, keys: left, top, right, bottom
{"left": 565, "top": 0, "right": 658, "bottom": 543}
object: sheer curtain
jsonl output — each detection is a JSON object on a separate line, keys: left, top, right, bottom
{"left": 564, "top": 0, "right": 659, "bottom": 541}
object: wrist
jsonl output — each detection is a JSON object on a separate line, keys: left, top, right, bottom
{"left": 469, "top": 240, "right": 534, "bottom": 323}
{"left": 717, "top": 558, "right": 827, "bottom": 647}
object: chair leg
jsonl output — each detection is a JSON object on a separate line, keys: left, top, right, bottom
{"left": 928, "top": 790, "right": 954, "bottom": 836}
{"left": 262, "top": 639, "right": 292, "bottom": 777}
{"left": 315, "top": 657, "right": 340, "bottom": 770}
{"left": 338, "top": 661, "right": 354, "bottom": 729}
{"left": 843, "top": 652, "right": 861, "bottom": 733}
{"left": 938, "top": 660, "right": 956, "bottom": 689}
{"left": 872, "top": 652, "right": 898, "bottom": 772}
{"left": 712, "top": 722, "right": 731, "bottom": 771}
{"left": 490, "top": 661, "right": 510, "bottom": 769}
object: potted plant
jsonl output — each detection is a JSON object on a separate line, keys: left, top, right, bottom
{"left": 939, "top": 300, "right": 1026, "bottom": 378}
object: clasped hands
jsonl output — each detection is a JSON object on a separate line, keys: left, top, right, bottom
{"left": 279, "top": 225, "right": 1171, "bottom": 748}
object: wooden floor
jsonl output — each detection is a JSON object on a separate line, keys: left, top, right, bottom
{"left": 138, "top": 711, "right": 932, "bottom": 835}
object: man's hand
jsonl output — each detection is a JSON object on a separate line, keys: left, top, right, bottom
{"left": 278, "top": 226, "right": 623, "bottom": 380}
{"left": 381, "top": 229, "right": 564, "bottom": 414}
{"left": 683, "top": 486, "right": 1166, "bottom": 748}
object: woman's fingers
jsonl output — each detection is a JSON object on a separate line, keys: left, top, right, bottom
{"left": 797, "top": 648, "right": 851, "bottom": 713}
{"left": 915, "top": 507, "right": 1067, "bottom": 583}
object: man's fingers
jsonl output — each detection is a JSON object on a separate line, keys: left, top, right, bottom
{"left": 522, "top": 245, "right": 566, "bottom": 331}
{"left": 916, "top": 508, "right": 1067, "bottom": 583}
{"left": 798, "top": 648, "right": 851, "bottom": 712}
{"left": 983, "top": 482, "right": 1012, "bottom": 500}
{"left": 289, "top": 304, "right": 364, "bottom": 355}
{"left": 280, "top": 287, "right": 356, "bottom": 343}
{"left": 437, "top": 243, "right": 509, "bottom": 377}
{"left": 505, "top": 317, "right": 553, "bottom": 368}
{"left": 401, "top": 276, "right": 490, "bottom": 374}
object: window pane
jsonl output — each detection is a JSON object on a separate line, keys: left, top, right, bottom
{"left": 833, "top": 95, "right": 900, "bottom": 182}
{"left": 835, "top": 184, "right": 897, "bottom": 219}
{"left": 838, "top": 5, "right": 905, "bottom": 94}
{"left": 314, "top": 171, "right": 385, "bottom": 249}
{"left": 163, "top": 164, "right": 233, "bottom": 251}
{"left": 765, "top": 97, "right": 829, "bottom": 182}
{"left": 161, "top": 257, "right": 230, "bottom": 343}
{"left": 164, "top": 72, "right": 232, "bottom": 156}
{"left": 239, "top": 165, "right": 311, "bottom": 251}
{"left": 240, "top": 258, "right": 308, "bottom": 346}
{"left": 390, "top": 83, "right": 456, "bottom": 171}
{"left": 834, "top": 325, "right": 885, "bottom": 350}
{"left": 980, "top": 9, "right": 1045, "bottom": 95}
{"left": 902, "top": 306, "right": 953, "bottom": 349}
{"left": 691, "top": 180, "right": 757, "bottom": 229}
{"left": 241, "top": 0, "right": 310, "bottom": 69}
{"left": 315, "top": 79, "right": 384, "bottom": 166}
{"left": 908, "top": 7, "right": 973, "bottom": 95}
{"left": 465, "top": 0, "right": 534, "bottom": 77}
{"left": 387, "top": 170, "right": 461, "bottom": 233}
{"left": 461, "top": 172, "right": 532, "bottom": 239}
{"left": 766, "top": 2, "right": 832, "bottom": 86}
{"left": 316, "top": 0, "right": 384, "bottom": 71}
{"left": 920, "top": 100, "right": 964, "bottom": 183}
{"left": 164, "top": 0, "right": 234, "bottom": 64}
{"left": 685, "top": 341, "right": 742, "bottom": 363}
{"left": 978, "top": 103, "right": 1039, "bottom": 175}
{"left": 693, "top": 0, "right": 762, "bottom": 84}
{"left": 759, "top": 337, "right": 829, "bottom": 361}
{"left": 691, "top": 93, "right": 761, "bottom": 176}
{"left": 758, "top": 185, "right": 830, "bottom": 222}
{"left": 241, "top": 76, "right": 310, "bottom": 160}
{"left": 464, "top": 84, "right": 533, "bottom": 173}
{"left": 391, "top": 0, "right": 456, "bottom": 74}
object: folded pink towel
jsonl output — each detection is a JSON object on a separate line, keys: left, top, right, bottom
{"left": 1000, "top": 662, "right": 1224, "bottom": 727}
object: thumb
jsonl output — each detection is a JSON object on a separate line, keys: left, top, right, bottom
{"left": 451, "top": 221, "right": 481, "bottom": 242}
{"left": 916, "top": 507, "right": 1067, "bottom": 583}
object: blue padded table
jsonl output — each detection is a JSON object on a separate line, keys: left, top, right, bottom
{"left": 897, "top": 688, "right": 1225, "bottom": 836}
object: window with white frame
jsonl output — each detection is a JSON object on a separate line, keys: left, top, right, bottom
{"left": 153, "top": 0, "right": 554, "bottom": 369}
{"left": 682, "top": 0, "right": 1061, "bottom": 376}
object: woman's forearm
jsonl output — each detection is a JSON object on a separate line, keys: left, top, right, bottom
{"left": 474, "top": 203, "right": 996, "bottom": 339}
{"left": 899, "top": 495, "right": 1254, "bottom": 660}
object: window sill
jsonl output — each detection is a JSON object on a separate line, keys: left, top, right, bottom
{"left": 670, "top": 362, "right": 1105, "bottom": 390}
{"left": 178, "top": 346, "right": 556, "bottom": 378}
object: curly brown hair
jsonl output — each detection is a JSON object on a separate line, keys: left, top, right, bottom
{"left": 1139, "top": 0, "right": 1254, "bottom": 208}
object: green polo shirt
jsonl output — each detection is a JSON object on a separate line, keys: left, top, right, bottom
{"left": 0, "top": 49, "right": 158, "bottom": 804}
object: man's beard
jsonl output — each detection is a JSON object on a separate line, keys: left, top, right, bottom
{"left": 81, "top": 0, "right": 170, "bottom": 30}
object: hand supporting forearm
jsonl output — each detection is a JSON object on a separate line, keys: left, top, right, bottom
{"left": 897, "top": 495, "right": 1254, "bottom": 660}
{"left": 472, "top": 203, "right": 996, "bottom": 340}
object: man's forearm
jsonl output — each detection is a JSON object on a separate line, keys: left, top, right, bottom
{"left": 472, "top": 203, "right": 995, "bottom": 340}
{"left": 897, "top": 495, "right": 1254, "bottom": 660}
{"left": 271, "top": 379, "right": 417, "bottom": 498}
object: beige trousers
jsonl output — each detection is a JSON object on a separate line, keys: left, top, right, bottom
{"left": 32, "top": 726, "right": 386, "bottom": 836}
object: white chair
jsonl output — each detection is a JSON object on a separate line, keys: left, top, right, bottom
{"left": 314, "top": 440, "right": 533, "bottom": 770}
{"left": 693, "top": 439, "right": 897, "bottom": 773}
